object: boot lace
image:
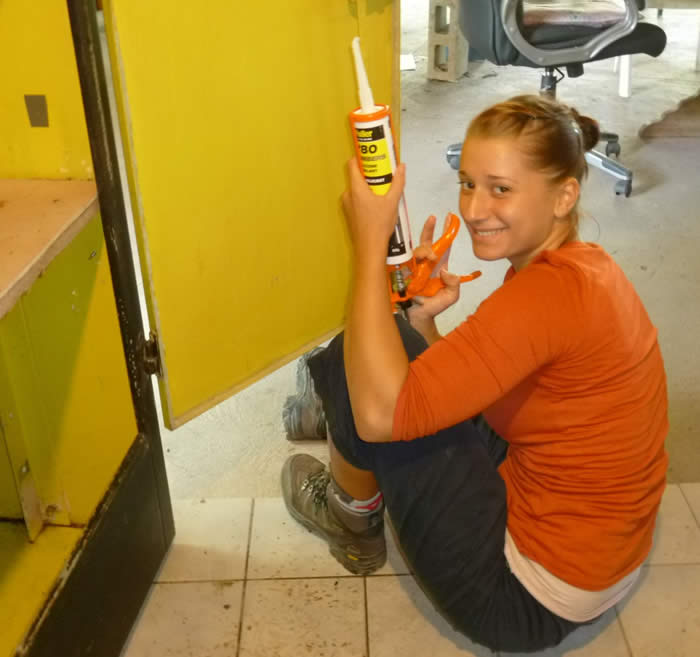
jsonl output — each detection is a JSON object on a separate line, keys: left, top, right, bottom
{"left": 301, "top": 470, "right": 330, "bottom": 508}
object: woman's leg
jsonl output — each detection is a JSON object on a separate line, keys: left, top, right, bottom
{"left": 328, "top": 438, "right": 379, "bottom": 501}
{"left": 292, "top": 315, "right": 587, "bottom": 652}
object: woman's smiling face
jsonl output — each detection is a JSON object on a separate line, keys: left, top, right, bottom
{"left": 458, "top": 135, "right": 578, "bottom": 271}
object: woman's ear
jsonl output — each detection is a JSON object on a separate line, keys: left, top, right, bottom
{"left": 554, "top": 177, "right": 580, "bottom": 219}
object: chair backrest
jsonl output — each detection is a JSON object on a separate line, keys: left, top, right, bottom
{"left": 458, "top": 1, "right": 526, "bottom": 66}
{"left": 458, "top": 1, "right": 644, "bottom": 68}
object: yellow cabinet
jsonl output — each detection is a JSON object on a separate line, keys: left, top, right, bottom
{"left": 0, "top": 428, "right": 21, "bottom": 519}
{"left": 104, "top": 0, "right": 399, "bottom": 427}
{"left": 0, "top": 188, "right": 139, "bottom": 655}
{"left": 1, "top": 3, "right": 166, "bottom": 655}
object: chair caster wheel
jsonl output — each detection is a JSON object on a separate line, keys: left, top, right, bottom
{"left": 605, "top": 141, "right": 621, "bottom": 158}
{"left": 615, "top": 180, "right": 632, "bottom": 197}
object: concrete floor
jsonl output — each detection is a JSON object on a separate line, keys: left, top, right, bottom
{"left": 161, "top": 3, "right": 700, "bottom": 497}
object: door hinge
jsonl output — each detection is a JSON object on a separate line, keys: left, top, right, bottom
{"left": 143, "top": 331, "right": 163, "bottom": 377}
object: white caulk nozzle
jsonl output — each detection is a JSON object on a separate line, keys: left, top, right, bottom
{"left": 352, "top": 36, "right": 375, "bottom": 112}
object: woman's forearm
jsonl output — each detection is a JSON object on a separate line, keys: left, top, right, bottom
{"left": 344, "top": 255, "right": 409, "bottom": 442}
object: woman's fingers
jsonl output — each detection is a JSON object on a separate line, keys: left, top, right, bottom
{"left": 440, "top": 266, "right": 461, "bottom": 292}
{"left": 419, "top": 215, "right": 437, "bottom": 246}
{"left": 413, "top": 244, "right": 436, "bottom": 261}
{"left": 341, "top": 188, "right": 351, "bottom": 212}
{"left": 386, "top": 163, "right": 406, "bottom": 205}
{"left": 346, "top": 157, "right": 405, "bottom": 209}
{"left": 343, "top": 158, "right": 408, "bottom": 252}
{"left": 414, "top": 215, "right": 438, "bottom": 264}
{"left": 346, "top": 157, "right": 374, "bottom": 199}
{"left": 347, "top": 156, "right": 363, "bottom": 182}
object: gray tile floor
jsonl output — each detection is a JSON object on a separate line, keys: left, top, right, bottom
{"left": 121, "top": 484, "right": 700, "bottom": 657}
{"left": 118, "top": 2, "right": 700, "bottom": 655}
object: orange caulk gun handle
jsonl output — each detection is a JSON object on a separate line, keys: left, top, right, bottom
{"left": 417, "top": 270, "right": 482, "bottom": 298}
{"left": 406, "top": 213, "right": 481, "bottom": 298}
{"left": 407, "top": 213, "right": 460, "bottom": 294}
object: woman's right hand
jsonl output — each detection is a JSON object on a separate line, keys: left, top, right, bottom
{"left": 341, "top": 158, "right": 406, "bottom": 263}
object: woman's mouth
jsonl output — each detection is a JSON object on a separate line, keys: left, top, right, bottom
{"left": 472, "top": 227, "right": 506, "bottom": 237}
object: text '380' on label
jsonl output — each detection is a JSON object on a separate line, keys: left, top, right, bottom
{"left": 356, "top": 124, "right": 393, "bottom": 194}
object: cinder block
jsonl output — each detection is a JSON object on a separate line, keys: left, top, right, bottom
{"left": 427, "top": 0, "right": 469, "bottom": 82}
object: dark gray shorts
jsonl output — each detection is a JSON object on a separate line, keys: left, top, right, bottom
{"left": 308, "top": 315, "right": 590, "bottom": 652}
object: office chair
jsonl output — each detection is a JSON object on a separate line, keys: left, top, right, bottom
{"left": 445, "top": 0, "right": 666, "bottom": 196}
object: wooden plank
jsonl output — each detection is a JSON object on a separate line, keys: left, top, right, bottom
{"left": 0, "top": 179, "right": 98, "bottom": 320}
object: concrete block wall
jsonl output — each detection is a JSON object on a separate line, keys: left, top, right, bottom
{"left": 427, "top": 0, "right": 469, "bottom": 81}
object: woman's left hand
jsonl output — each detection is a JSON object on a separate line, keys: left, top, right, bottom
{"left": 408, "top": 266, "right": 461, "bottom": 323}
{"left": 407, "top": 214, "right": 461, "bottom": 329}
{"left": 342, "top": 158, "right": 406, "bottom": 261}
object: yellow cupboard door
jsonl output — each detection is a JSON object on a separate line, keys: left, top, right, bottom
{"left": 103, "top": 2, "right": 398, "bottom": 428}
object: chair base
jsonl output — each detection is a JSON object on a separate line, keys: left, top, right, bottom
{"left": 600, "top": 132, "right": 621, "bottom": 157}
{"left": 445, "top": 67, "right": 634, "bottom": 196}
{"left": 446, "top": 142, "right": 462, "bottom": 170}
{"left": 585, "top": 150, "right": 633, "bottom": 197}
{"left": 446, "top": 141, "right": 633, "bottom": 197}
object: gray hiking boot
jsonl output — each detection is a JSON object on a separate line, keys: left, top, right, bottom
{"left": 282, "top": 348, "right": 327, "bottom": 440}
{"left": 281, "top": 454, "right": 386, "bottom": 575}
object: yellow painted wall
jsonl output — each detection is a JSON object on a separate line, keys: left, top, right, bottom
{"left": 0, "top": 0, "right": 92, "bottom": 179}
{"left": 358, "top": 0, "right": 402, "bottom": 139}
{"left": 0, "top": 432, "right": 22, "bottom": 518}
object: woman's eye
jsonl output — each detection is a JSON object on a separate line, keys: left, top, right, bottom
{"left": 459, "top": 180, "right": 474, "bottom": 191}
{"left": 494, "top": 185, "right": 510, "bottom": 195}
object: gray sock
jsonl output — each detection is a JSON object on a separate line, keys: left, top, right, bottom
{"left": 327, "top": 476, "right": 384, "bottom": 534}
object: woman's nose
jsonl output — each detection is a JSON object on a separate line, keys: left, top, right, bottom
{"left": 463, "top": 187, "right": 490, "bottom": 220}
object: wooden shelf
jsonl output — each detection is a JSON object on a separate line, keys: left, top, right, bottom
{"left": 0, "top": 179, "right": 98, "bottom": 320}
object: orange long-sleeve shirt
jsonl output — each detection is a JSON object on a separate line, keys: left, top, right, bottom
{"left": 392, "top": 242, "right": 668, "bottom": 590}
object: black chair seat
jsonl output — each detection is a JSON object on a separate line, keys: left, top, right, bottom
{"left": 524, "top": 22, "right": 666, "bottom": 64}
{"left": 459, "top": 1, "right": 666, "bottom": 69}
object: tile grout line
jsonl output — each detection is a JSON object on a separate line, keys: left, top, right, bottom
{"left": 153, "top": 571, "right": 411, "bottom": 584}
{"left": 235, "top": 497, "right": 256, "bottom": 657}
{"left": 613, "top": 605, "right": 635, "bottom": 657}
{"left": 679, "top": 484, "right": 700, "bottom": 529}
{"left": 363, "top": 577, "right": 371, "bottom": 657}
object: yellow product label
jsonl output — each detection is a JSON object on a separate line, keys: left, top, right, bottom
{"left": 355, "top": 122, "right": 394, "bottom": 196}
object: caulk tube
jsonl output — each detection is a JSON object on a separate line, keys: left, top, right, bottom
{"left": 349, "top": 37, "right": 413, "bottom": 270}
{"left": 350, "top": 107, "right": 413, "bottom": 266}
